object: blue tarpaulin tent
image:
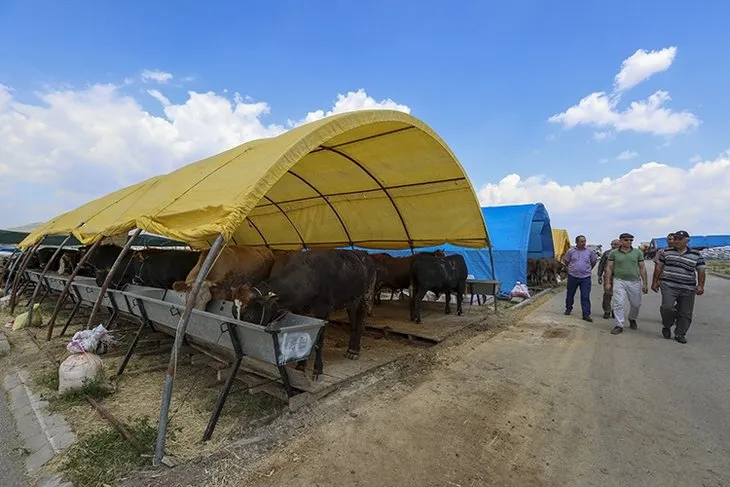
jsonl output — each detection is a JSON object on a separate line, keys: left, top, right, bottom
{"left": 353, "top": 203, "right": 555, "bottom": 292}
{"left": 651, "top": 234, "right": 730, "bottom": 251}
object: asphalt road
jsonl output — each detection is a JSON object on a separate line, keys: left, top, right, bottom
{"left": 218, "top": 262, "right": 730, "bottom": 487}
{"left": 0, "top": 387, "right": 28, "bottom": 486}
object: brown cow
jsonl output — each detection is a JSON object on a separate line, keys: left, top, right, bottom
{"left": 172, "top": 246, "right": 275, "bottom": 311}
{"left": 526, "top": 258, "right": 538, "bottom": 285}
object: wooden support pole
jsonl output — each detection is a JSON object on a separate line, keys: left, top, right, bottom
{"left": 25, "top": 233, "right": 74, "bottom": 329}
{"left": 153, "top": 233, "right": 225, "bottom": 467}
{"left": 46, "top": 239, "right": 103, "bottom": 340}
{"left": 86, "top": 229, "right": 142, "bottom": 329}
{"left": 10, "top": 239, "right": 44, "bottom": 314}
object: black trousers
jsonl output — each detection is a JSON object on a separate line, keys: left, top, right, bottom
{"left": 660, "top": 283, "right": 696, "bottom": 337}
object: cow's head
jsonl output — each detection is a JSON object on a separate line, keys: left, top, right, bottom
{"left": 229, "top": 283, "right": 279, "bottom": 325}
{"left": 172, "top": 280, "right": 214, "bottom": 311}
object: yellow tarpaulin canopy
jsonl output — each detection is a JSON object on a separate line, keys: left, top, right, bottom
{"left": 552, "top": 228, "right": 571, "bottom": 261}
{"left": 20, "top": 110, "right": 490, "bottom": 250}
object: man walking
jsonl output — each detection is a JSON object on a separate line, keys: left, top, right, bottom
{"left": 604, "top": 233, "right": 648, "bottom": 335}
{"left": 651, "top": 230, "right": 706, "bottom": 344}
{"left": 597, "top": 239, "right": 621, "bottom": 319}
{"left": 563, "top": 235, "right": 598, "bottom": 322}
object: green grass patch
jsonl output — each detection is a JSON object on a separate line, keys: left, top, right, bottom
{"left": 59, "top": 415, "right": 172, "bottom": 487}
{"left": 708, "top": 260, "right": 730, "bottom": 276}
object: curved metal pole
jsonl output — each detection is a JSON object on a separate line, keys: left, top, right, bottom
{"left": 3, "top": 249, "right": 23, "bottom": 295}
{"left": 25, "top": 234, "right": 74, "bottom": 329}
{"left": 46, "top": 239, "right": 103, "bottom": 341}
{"left": 85, "top": 229, "right": 142, "bottom": 329}
{"left": 10, "top": 239, "right": 45, "bottom": 314}
{"left": 154, "top": 233, "right": 225, "bottom": 467}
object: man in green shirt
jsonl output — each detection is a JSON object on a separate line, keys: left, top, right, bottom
{"left": 604, "top": 232, "right": 648, "bottom": 335}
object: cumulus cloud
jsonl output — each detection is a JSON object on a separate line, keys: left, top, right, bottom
{"left": 141, "top": 70, "right": 173, "bottom": 84}
{"left": 616, "top": 150, "right": 637, "bottom": 160}
{"left": 614, "top": 47, "right": 677, "bottom": 92}
{"left": 289, "top": 88, "right": 411, "bottom": 126}
{"left": 549, "top": 47, "right": 698, "bottom": 137}
{"left": 478, "top": 151, "right": 730, "bottom": 245}
{"left": 0, "top": 80, "right": 410, "bottom": 227}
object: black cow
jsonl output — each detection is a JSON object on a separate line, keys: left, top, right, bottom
{"left": 409, "top": 254, "right": 468, "bottom": 324}
{"left": 230, "top": 249, "right": 378, "bottom": 379}
{"left": 94, "top": 248, "right": 200, "bottom": 290}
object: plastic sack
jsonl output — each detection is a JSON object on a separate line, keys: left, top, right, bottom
{"left": 66, "top": 324, "right": 115, "bottom": 354}
{"left": 58, "top": 353, "right": 104, "bottom": 394}
{"left": 510, "top": 282, "right": 531, "bottom": 299}
{"left": 12, "top": 304, "right": 42, "bottom": 330}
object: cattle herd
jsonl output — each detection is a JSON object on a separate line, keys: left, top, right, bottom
{"left": 1, "top": 244, "right": 471, "bottom": 376}
{"left": 526, "top": 258, "right": 567, "bottom": 287}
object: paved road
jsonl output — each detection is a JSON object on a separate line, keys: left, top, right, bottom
{"left": 218, "top": 263, "right": 730, "bottom": 487}
{"left": 0, "top": 387, "right": 28, "bottom": 486}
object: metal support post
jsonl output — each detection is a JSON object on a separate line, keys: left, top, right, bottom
{"left": 154, "top": 233, "right": 225, "bottom": 467}
{"left": 202, "top": 322, "right": 244, "bottom": 441}
{"left": 86, "top": 229, "right": 142, "bottom": 329}
{"left": 10, "top": 240, "right": 44, "bottom": 313}
{"left": 116, "top": 298, "right": 154, "bottom": 377}
{"left": 26, "top": 233, "right": 74, "bottom": 328}
{"left": 46, "top": 239, "right": 102, "bottom": 340}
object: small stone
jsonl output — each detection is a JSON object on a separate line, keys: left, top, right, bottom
{"left": 161, "top": 455, "right": 178, "bottom": 468}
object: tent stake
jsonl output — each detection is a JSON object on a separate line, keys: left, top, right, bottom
{"left": 154, "top": 233, "right": 225, "bottom": 467}
{"left": 10, "top": 239, "right": 45, "bottom": 314}
{"left": 86, "top": 229, "right": 142, "bottom": 329}
{"left": 25, "top": 233, "right": 74, "bottom": 329}
{"left": 46, "top": 239, "right": 102, "bottom": 340}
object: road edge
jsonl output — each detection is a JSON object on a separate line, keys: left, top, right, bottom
{"left": 2, "top": 367, "right": 75, "bottom": 487}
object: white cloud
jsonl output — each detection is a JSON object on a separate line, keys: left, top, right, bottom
{"left": 593, "top": 131, "right": 613, "bottom": 141}
{"left": 614, "top": 47, "right": 677, "bottom": 92}
{"left": 598, "top": 158, "right": 610, "bottom": 164}
{"left": 549, "top": 47, "right": 698, "bottom": 137}
{"left": 289, "top": 88, "right": 410, "bottom": 126}
{"left": 478, "top": 151, "right": 730, "bottom": 245}
{"left": 616, "top": 150, "right": 637, "bottom": 160}
{"left": 141, "top": 70, "right": 173, "bottom": 84}
{"left": 0, "top": 80, "right": 410, "bottom": 228}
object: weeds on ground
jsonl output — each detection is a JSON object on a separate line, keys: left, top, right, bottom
{"left": 34, "top": 370, "right": 113, "bottom": 412}
{"left": 708, "top": 260, "right": 730, "bottom": 276}
{"left": 60, "top": 415, "right": 173, "bottom": 487}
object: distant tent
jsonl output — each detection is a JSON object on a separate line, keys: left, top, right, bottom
{"left": 0, "top": 229, "right": 186, "bottom": 248}
{"left": 552, "top": 228, "right": 571, "bottom": 261}
{"left": 650, "top": 234, "right": 730, "bottom": 251}
{"left": 354, "top": 203, "right": 555, "bottom": 291}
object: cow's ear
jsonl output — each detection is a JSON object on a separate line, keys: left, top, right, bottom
{"left": 172, "top": 281, "right": 187, "bottom": 292}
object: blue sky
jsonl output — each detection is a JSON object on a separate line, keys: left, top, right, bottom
{"left": 1, "top": 0, "right": 729, "bottom": 242}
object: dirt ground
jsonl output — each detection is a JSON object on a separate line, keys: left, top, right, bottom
{"left": 122, "top": 266, "right": 730, "bottom": 487}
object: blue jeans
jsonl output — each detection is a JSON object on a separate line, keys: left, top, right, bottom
{"left": 566, "top": 275, "right": 592, "bottom": 317}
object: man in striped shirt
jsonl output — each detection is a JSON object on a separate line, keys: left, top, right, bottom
{"left": 651, "top": 230, "right": 706, "bottom": 344}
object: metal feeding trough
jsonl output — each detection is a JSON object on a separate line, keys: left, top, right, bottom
{"left": 22, "top": 269, "right": 327, "bottom": 440}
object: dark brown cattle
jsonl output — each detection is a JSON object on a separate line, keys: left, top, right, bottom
{"left": 409, "top": 254, "right": 468, "bottom": 323}
{"left": 526, "top": 258, "right": 538, "bottom": 285}
{"left": 172, "top": 246, "right": 275, "bottom": 311}
{"left": 269, "top": 249, "right": 298, "bottom": 278}
{"left": 230, "top": 249, "right": 378, "bottom": 379}
{"left": 371, "top": 250, "right": 445, "bottom": 302}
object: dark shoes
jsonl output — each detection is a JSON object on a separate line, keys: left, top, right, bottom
{"left": 675, "top": 335, "right": 687, "bottom": 344}
{"left": 610, "top": 326, "right": 623, "bottom": 335}
{"left": 564, "top": 309, "right": 571, "bottom": 315}
{"left": 582, "top": 315, "right": 593, "bottom": 323}
{"left": 662, "top": 327, "right": 672, "bottom": 339}
{"left": 629, "top": 319, "right": 638, "bottom": 330}
{"left": 603, "top": 311, "right": 611, "bottom": 319}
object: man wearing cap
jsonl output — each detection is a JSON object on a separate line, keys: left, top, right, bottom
{"left": 651, "top": 230, "right": 706, "bottom": 344}
{"left": 604, "top": 232, "right": 648, "bottom": 334}
{"left": 563, "top": 234, "right": 598, "bottom": 322}
{"left": 597, "top": 239, "right": 621, "bottom": 319}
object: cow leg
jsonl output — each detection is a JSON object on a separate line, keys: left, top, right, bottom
{"left": 409, "top": 284, "right": 417, "bottom": 321}
{"left": 345, "top": 301, "right": 365, "bottom": 360}
{"left": 412, "top": 287, "right": 428, "bottom": 324}
{"left": 456, "top": 284, "right": 465, "bottom": 316}
{"left": 312, "top": 328, "right": 325, "bottom": 380}
{"left": 298, "top": 309, "right": 328, "bottom": 373}
{"left": 444, "top": 290, "right": 451, "bottom": 314}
